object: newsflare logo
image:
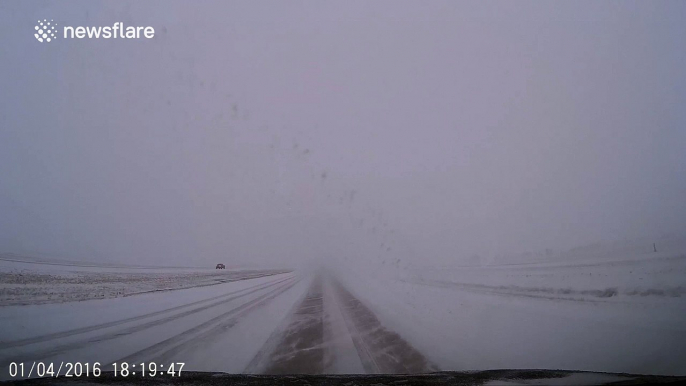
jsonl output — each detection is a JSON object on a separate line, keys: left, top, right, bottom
{"left": 34, "top": 20, "right": 155, "bottom": 43}
{"left": 35, "top": 19, "right": 57, "bottom": 43}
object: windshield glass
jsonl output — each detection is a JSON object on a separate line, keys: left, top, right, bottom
{"left": 1, "top": 0, "right": 685, "bottom": 381}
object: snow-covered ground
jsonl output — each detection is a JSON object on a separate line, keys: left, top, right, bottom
{"left": 0, "top": 255, "right": 290, "bottom": 306}
{"left": 410, "top": 253, "right": 686, "bottom": 302}
{"left": 333, "top": 238, "right": 686, "bottom": 376}
{"left": 0, "top": 271, "right": 307, "bottom": 380}
{"left": 1, "top": 238, "right": 685, "bottom": 381}
{"left": 411, "top": 236, "right": 686, "bottom": 296}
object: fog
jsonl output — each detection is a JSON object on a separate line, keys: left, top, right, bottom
{"left": 1, "top": 0, "right": 685, "bottom": 269}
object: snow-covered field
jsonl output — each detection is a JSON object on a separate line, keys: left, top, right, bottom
{"left": 0, "top": 255, "right": 290, "bottom": 306}
{"left": 410, "top": 253, "right": 686, "bottom": 303}
{"left": 410, "top": 236, "right": 686, "bottom": 296}
{"left": 333, "top": 238, "right": 686, "bottom": 376}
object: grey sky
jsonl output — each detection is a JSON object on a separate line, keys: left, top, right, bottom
{"left": 1, "top": 1, "right": 685, "bottom": 267}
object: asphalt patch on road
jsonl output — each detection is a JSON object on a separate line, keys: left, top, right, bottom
{"left": 261, "top": 276, "right": 328, "bottom": 374}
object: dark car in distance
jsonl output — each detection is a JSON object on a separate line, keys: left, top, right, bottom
{"left": 216, "top": 263, "right": 225, "bottom": 269}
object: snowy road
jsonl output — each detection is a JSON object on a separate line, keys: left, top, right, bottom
{"left": 2, "top": 259, "right": 686, "bottom": 380}
{"left": 0, "top": 272, "right": 302, "bottom": 379}
{"left": 0, "top": 270, "right": 438, "bottom": 380}
{"left": 245, "top": 273, "right": 436, "bottom": 374}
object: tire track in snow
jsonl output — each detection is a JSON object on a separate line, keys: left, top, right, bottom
{"left": 1, "top": 274, "right": 293, "bottom": 349}
{"left": 115, "top": 277, "right": 301, "bottom": 365}
{"left": 322, "top": 274, "right": 367, "bottom": 373}
{"left": 151, "top": 277, "right": 303, "bottom": 365}
{"left": 332, "top": 278, "right": 438, "bottom": 374}
{"left": 242, "top": 276, "right": 315, "bottom": 374}
{"left": 257, "top": 275, "right": 328, "bottom": 374}
{"left": 0, "top": 276, "right": 295, "bottom": 366}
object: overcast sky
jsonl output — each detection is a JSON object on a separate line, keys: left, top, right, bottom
{"left": 1, "top": 1, "right": 685, "bottom": 267}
